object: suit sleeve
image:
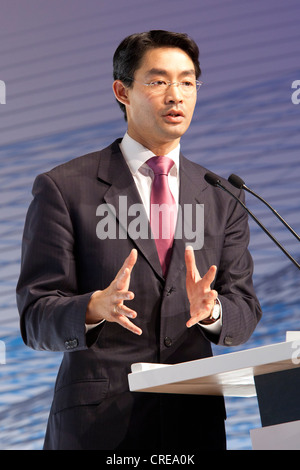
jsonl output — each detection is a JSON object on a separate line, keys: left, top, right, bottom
{"left": 16, "top": 173, "right": 92, "bottom": 352}
{"left": 215, "top": 190, "right": 262, "bottom": 347}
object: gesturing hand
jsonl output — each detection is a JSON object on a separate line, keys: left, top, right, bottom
{"left": 86, "top": 249, "right": 142, "bottom": 335}
{"left": 185, "top": 246, "right": 218, "bottom": 328}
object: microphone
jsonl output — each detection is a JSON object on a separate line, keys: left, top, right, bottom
{"left": 228, "top": 174, "right": 300, "bottom": 242}
{"left": 204, "top": 172, "right": 300, "bottom": 270}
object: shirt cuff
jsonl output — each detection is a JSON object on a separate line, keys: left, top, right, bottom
{"left": 85, "top": 319, "right": 105, "bottom": 332}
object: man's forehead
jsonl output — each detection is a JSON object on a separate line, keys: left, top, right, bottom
{"left": 137, "top": 47, "right": 196, "bottom": 76}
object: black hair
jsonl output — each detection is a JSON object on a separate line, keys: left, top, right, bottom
{"left": 113, "top": 30, "right": 201, "bottom": 120}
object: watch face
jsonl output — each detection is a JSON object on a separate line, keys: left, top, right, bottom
{"left": 211, "top": 302, "right": 220, "bottom": 320}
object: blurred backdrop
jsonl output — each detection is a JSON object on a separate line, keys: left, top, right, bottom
{"left": 0, "top": 0, "right": 299, "bottom": 450}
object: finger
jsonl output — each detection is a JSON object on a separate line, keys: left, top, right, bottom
{"left": 186, "top": 317, "right": 199, "bottom": 328}
{"left": 187, "top": 310, "right": 210, "bottom": 327}
{"left": 125, "top": 248, "right": 138, "bottom": 271}
{"left": 115, "top": 266, "right": 131, "bottom": 291}
{"left": 185, "top": 246, "right": 200, "bottom": 280}
{"left": 202, "top": 265, "right": 217, "bottom": 289}
{"left": 210, "top": 289, "right": 218, "bottom": 301}
{"left": 116, "top": 249, "right": 138, "bottom": 278}
{"left": 113, "top": 302, "right": 137, "bottom": 318}
{"left": 186, "top": 307, "right": 211, "bottom": 328}
{"left": 184, "top": 245, "right": 195, "bottom": 272}
{"left": 116, "top": 315, "right": 142, "bottom": 336}
{"left": 118, "top": 304, "right": 137, "bottom": 319}
{"left": 112, "top": 290, "right": 135, "bottom": 303}
{"left": 115, "top": 250, "right": 138, "bottom": 290}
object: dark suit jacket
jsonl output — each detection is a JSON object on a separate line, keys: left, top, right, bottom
{"left": 16, "top": 139, "right": 262, "bottom": 450}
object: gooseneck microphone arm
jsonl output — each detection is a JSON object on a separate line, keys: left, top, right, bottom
{"left": 228, "top": 174, "right": 300, "bottom": 242}
{"left": 204, "top": 172, "right": 300, "bottom": 270}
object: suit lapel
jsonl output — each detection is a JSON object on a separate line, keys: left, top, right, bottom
{"left": 97, "top": 140, "right": 163, "bottom": 280}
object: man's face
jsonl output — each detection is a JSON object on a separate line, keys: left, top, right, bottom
{"left": 118, "top": 47, "right": 198, "bottom": 153}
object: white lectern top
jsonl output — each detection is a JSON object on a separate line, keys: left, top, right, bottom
{"left": 128, "top": 333, "right": 300, "bottom": 397}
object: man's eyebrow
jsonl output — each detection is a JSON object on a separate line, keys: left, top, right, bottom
{"left": 145, "top": 68, "right": 196, "bottom": 78}
{"left": 145, "top": 68, "right": 168, "bottom": 77}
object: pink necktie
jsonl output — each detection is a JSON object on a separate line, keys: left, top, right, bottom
{"left": 147, "top": 156, "right": 177, "bottom": 276}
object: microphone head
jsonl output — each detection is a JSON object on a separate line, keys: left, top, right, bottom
{"left": 228, "top": 174, "right": 245, "bottom": 189}
{"left": 204, "top": 172, "right": 221, "bottom": 187}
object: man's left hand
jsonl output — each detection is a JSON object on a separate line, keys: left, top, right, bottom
{"left": 185, "top": 246, "right": 218, "bottom": 328}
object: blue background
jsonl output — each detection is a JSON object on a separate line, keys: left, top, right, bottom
{"left": 0, "top": 0, "right": 299, "bottom": 450}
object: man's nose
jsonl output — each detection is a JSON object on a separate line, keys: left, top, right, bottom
{"left": 165, "top": 83, "right": 183, "bottom": 103}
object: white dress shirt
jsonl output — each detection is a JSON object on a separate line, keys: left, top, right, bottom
{"left": 120, "top": 132, "right": 179, "bottom": 219}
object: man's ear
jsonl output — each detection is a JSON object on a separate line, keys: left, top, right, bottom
{"left": 112, "top": 80, "right": 130, "bottom": 107}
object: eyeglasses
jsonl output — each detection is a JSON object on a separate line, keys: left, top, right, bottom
{"left": 125, "top": 78, "right": 203, "bottom": 95}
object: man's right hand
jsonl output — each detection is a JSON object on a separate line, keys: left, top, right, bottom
{"left": 85, "top": 249, "right": 142, "bottom": 335}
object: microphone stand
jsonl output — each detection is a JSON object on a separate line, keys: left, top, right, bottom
{"left": 228, "top": 174, "right": 300, "bottom": 242}
{"left": 204, "top": 173, "right": 300, "bottom": 270}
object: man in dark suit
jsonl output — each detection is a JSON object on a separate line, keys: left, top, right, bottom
{"left": 16, "top": 30, "right": 262, "bottom": 450}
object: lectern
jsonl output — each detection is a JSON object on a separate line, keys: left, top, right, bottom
{"left": 128, "top": 332, "right": 300, "bottom": 450}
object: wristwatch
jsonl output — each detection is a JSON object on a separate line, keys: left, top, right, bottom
{"left": 200, "top": 298, "right": 221, "bottom": 325}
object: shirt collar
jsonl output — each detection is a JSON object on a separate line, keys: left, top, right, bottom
{"left": 120, "top": 132, "right": 180, "bottom": 175}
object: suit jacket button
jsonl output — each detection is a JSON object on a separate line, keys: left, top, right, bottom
{"left": 224, "top": 336, "right": 233, "bottom": 346}
{"left": 164, "top": 336, "right": 172, "bottom": 347}
{"left": 65, "top": 339, "right": 78, "bottom": 350}
{"left": 166, "top": 286, "right": 175, "bottom": 296}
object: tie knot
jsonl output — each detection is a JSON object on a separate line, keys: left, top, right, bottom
{"left": 147, "top": 156, "right": 174, "bottom": 176}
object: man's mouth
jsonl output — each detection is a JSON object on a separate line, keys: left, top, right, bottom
{"left": 165, "top": 109, "right": 184, "bottom": 117}
{"left": 163, "top": 110, "right": 184, "bottom": 122}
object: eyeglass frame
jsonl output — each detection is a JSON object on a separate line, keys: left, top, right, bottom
{"left": 123, "top": 77, "right": 203, "bottom": 93}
